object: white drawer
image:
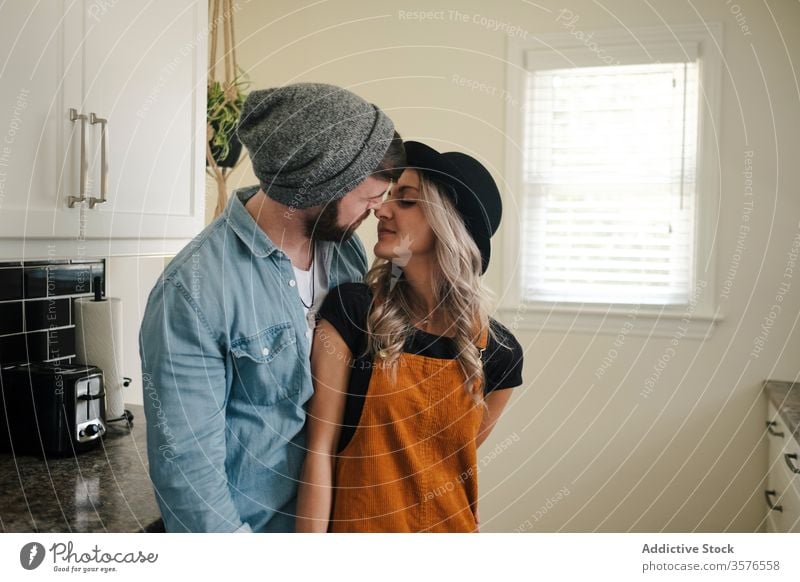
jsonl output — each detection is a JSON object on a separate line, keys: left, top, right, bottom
{"left": 778, "top": 441, "right": 800, "bottom": 533}
{"left": 765, "top": 401, "right": 800, "bottom": 532}
{"left": 771, "top": 479, "right": 800, "bottom": 533}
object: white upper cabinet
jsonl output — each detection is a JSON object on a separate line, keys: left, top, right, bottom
{"left": 0, "top": 0, "right": 206, "bottom": 254}
{"left": 0, "top": 2, "right": 81, "bottom": 241}
{"left": 80, "top": 0, "right": 205, "bottom": 240}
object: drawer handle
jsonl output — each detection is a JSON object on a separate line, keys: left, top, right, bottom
{"left": 764, "top": 489, "right": 783, "bottom": 512}
{"left": 785, "top": 453, "right": 800, "bottom": 474}
{"left": 766, "top": 420, "right": 784, "bottom": 438}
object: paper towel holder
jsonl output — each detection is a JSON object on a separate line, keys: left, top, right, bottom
{"left": 106, "top": 377, "right": 135, "bottom": 425}
{"left": 81, "top": 276, "right": 136, "bottom": 427}
{"left": 93, "top": 275, "right": 104, "bottom": 301}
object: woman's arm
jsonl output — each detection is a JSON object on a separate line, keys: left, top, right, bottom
{"left": 295, "top": 319, "right": 352, "bottom": 532}
{"left": 476, "top": 388, "right": 514, "bottom": 449}
{"left": 473, "top": 388, "right": 514, "bottom": 532}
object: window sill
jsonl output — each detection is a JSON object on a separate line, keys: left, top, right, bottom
{"left": 496, "top": 302, "right": 722, "bottom": 340}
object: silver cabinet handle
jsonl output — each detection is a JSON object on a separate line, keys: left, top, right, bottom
{"left": 766, "top": 420, "right": 784, "bottom": 438}
{"left": 785, "top": 453, "right": 800, "bottom": 474}
{"left": 67, "top": 108, "right": 88, "bottom": 207}
{"left": 764, "top": 489, "right": 783, "bottom": 512}
{"left": 88, "top": 113, "right": 108, "bottom": 209}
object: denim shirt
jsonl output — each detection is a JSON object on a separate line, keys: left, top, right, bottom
{"left": 139, "top": 187, "right": 368, "bottom": 532}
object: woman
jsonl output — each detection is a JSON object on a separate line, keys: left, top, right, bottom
{"left": 296, "top": 142, "right": 524, "bottom": 532}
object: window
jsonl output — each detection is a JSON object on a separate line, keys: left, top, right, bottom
{"left": 504, "top": 25, "right": 722, "bottom": 336}
{"left": 525, "top": 62, "right": 698, "bottom": 305}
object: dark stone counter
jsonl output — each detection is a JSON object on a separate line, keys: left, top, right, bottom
{"left": 0, "top": 404, "right": 163, "bottom": 532}
{"left": 764, "top": 380, "right": 800, "bottom": 446}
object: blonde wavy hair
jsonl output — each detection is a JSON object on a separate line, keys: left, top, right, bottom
{"left": 363, "top": 170, "right": 495, "bottom": 402}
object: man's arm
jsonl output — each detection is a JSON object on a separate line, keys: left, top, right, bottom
{"left": 139, "top": 277, "right": 250, "bottom": 532}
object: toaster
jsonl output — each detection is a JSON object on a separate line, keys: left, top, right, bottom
{"left": 0, "top": 362, "right": 106, "bottom": 456}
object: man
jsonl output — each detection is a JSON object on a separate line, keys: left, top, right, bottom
{"left": 139, "top": 83, "right": 405, "bottom": 532}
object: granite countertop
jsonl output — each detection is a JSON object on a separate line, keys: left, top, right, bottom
{"left": 764, "top": 380, "right": 800, "bottom": 445}
{"left": 0, "top": 404, "right": 163, "bottom": 532}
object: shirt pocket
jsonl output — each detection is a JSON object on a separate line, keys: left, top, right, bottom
{"left": 230, "top": 322, "right": 301, "bottom": 406}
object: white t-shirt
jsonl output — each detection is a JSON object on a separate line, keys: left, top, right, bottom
{"left": 292, "top": 244, "right": 328, "bottom": 352}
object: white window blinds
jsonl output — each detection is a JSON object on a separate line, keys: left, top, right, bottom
{"left": 522, "top": 62, "right": 699, "bottom": 305}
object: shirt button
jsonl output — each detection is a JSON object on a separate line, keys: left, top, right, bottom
{"left": 288, "top": 279, "right": 296, "bottom": 287}
{"left": 262, "top": 347, "right": 270, "bottom": 356}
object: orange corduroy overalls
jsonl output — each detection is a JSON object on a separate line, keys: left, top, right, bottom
{"left": 330, "top": 329, "right": 489, "bottom": 532}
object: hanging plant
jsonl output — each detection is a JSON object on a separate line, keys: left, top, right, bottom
{"left": 206, "top": 0, "right": 250, "bottom": 219}
{"left": 206, "top": 73, "right": 249, "bottom": 167}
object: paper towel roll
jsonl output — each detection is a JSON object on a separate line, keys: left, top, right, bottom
{"left": 73, "top": 297, "right": 126, "bottom": 419}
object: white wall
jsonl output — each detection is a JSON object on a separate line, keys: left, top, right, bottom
{"left": 107, "top": 256, "right": 170, "bottom": 408}
{"left": 208, "top": 0, "right": 800, "bottom": 531}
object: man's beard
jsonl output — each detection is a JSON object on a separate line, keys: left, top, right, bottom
{"left": 304, "top": 199, "right": 368, "bottom": 242}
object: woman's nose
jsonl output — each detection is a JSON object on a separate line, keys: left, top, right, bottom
{"left": 374, "top": 200, "right": 391, "bottom": 219}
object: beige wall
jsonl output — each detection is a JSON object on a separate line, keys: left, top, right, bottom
{"left": 200, "top": 0, "right": 800, "bottom": 531}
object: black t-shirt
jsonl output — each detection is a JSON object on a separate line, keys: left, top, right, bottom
{"left": 317, "top": 282, "right": 524, "bottom": 453}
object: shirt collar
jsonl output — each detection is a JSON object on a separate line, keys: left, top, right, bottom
{"left": 224, "top": 186, "right": 280, "bottom": 258}
{"left": 224, "top": 186, "right": 335, "bottom": 268}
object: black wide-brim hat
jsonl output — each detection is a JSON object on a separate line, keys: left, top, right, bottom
{"left": 403, "top": 141, "right": 502, "bottom": 274}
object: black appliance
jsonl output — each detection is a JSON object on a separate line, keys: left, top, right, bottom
{"left": 0, "top": 362, "right": 106, "bottom": 456}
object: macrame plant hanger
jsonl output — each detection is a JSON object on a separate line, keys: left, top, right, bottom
{"left": 206, "top": 0, "right": 245, "bottom": 219}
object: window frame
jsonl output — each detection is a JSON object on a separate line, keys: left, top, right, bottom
{"left": 501, "top": 23, "right": 723, "bottom": 339}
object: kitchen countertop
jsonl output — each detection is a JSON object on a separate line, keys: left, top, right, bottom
{"left": 0, "top": 404, "right": 163, "bottom": 532}
{"left": 764, "top": 380, "right": 800, "bottom": 445}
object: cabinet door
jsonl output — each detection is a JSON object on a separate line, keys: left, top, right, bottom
{"left": 0, "top": 0, "right": 83, "bottom": 240}
{"left": 80, "top": 0, "right": 206, "bottom": 241}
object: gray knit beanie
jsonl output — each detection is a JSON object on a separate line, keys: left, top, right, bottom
{"left": 236, "top": 83, "right": 395, "bottom": 209}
